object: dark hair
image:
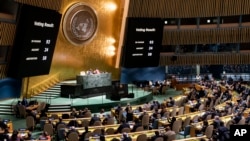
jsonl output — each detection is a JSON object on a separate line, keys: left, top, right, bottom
{"left": 203, "top": 120, "right": 209, "bottom": 126}
{"left": 85, "top": 126, "right": 88, "bottom": 131}
{"left": 101, "top": 129, "right": 105, "bottom": 134}
{"left": 219, "top": 121, "right": 225, "bottom": 126}
{"left": 11, "top": 130, "right": 19, "bottom": 140}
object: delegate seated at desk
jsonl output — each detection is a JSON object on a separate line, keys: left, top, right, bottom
{"left": 116, "top": 120, "right": 130, "bottom": 133}
{"left": 166, "top": 97, "right": 175, "bottom": 107}
{"left": 195, "top": 120, "right": 209, "bottom": 135}
{"left": 89, "top": 114, "right": 101, "bottom": 126}
{"left": 151, "top": 131, "right": 162, "bottom": 141}
{"left": 189, "top": 99, "right": 201, "bottom": 112}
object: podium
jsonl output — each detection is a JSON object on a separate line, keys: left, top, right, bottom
{"left": 60, "top": 73, "right": 113, "bottom": 98}
{"left": 76, "top": 73, "right": 112, "bottom": 89}
{"left": 60, "top": 84, "right": 82, "bottom": 98}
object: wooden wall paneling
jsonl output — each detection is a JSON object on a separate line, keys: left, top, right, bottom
{"left": 226, "top": 29, "right": 230, "bottom": 43}
{"left": 174, "top": 0, "right": 180, "bottom": 17}
{"left": 223, "top": 29, "right": 227, "bottom": 43}
{"left": 233, "top": 29, "right": 238, "bottom": 42}
{"left": 143, "top": 0, "right": 150, "bottom": 17}
{"left": 15, "top": 0, "right": 62, "bottom": 11}
{"left": 242, "top": 0, "right": 249, "bottom": 14}
{"left": 175, "top": 31, "right": 180, "bottom": 45}
{"left": 246, "top": 28, "right": 250, "bottom": 43}
{"left": 182, "top": 55, "right": 186, "bottom": 65}
{"left": 183, "top": 30, "right": 188, "bottom": 44}
{"left": 212, "top": 55, "right": 216, "bottom": 64}
{"left": 166, "top": 32, "right": 171, "bottom": 45}
{"left": 127, "top": 0, "right": 134, "bottom": 17}
{"left": 0, "top": 65, "right": 7, "bottom": 79}
{"left": 212, "top": 54, "right": 215, "bottom": 64}
{"left": 160, "top": 53, "right": 250, "bottom": 66}
{"left": 196, "top": 55, "right": 200, "bottom": 65}
{"left": 211, "top": 30, "right": 216, "bottom": 43}
{"left": 222, "top": 0, "right": 229, "bottom": 16}
{"left": 189, "top": 0, "right": 194, "bottom": 18}
{"left": 156, "top": 0, "right": 164, "bottom": 18}
{"left": 214, "top": 54, "right": 217, "bottom": 64}
{"left": 238, "top": 54, "right": 241, "bottom": 64}
{"left": 184, "top": 30, "right": 189, "bottom": 44}
{"left": 218, "top": 54, "right": 222, "bottom": 64}
{"left": 242, "top": 54, "right": 246, "bottom": 64}
{"left": 235, "top": 0, "right": 240, "bottom": 14}
{"left": 0, "top": 23, "right": 16, "bottom": 45}
{"left": 247, "top": 54, "right": 250, "bottom": 64}
{"left": 169, "top": 32, "right": 174, "bottom": 45}
{"left": 172, "top": 0, "right": 177, "bottom": 18}
{"left": 244, "top": 28, "right": 249, "bottom": 42}
{"left": 228, "top": 0, "right": 234, "bottom": 16}
{"left": 235, "top": 54, "right": 238, "bottom": 64}
{"left": 241, "top": 28, "right": 246, "bottom": 42}
{"left": 203, "top": 55, "right": 208, "bottom": 65}
{"left": 244, "top": 54, "right": 248, "bottom": 64}
{"left": 184, "top": 55, "right": 187, "bottom": 65}
{"left": 214, "top": 0, "right": 220, "bottom": 17}
{"left": 165, "top": 0, "right": 171, "bottom": 17}
{"left": 211, "top": 0, "right": 216, "bottom": 17}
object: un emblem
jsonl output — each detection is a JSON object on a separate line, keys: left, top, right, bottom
{"left": 62, "top": 3, "right": 98, "bottom": 46}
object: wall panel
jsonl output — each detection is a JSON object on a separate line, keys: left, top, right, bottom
{"left": 162, "top": 27, "right": 250, "bottom": 45}
{"left": 15, "top": 0, "right": 62, "bottom": 11}
{"left": 128, "top": 0, "right": 250, "bottom": 18}
{"left": 160, "top": 53, "right": 250, "bottom": 66}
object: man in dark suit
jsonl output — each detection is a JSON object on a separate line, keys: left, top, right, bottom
{"left": 66, "top": 126, "right": 79, "bottom": 140}
{"left": 55, "top": 117, "right": 66, "bottom": 129}
{"left": 232, "top": 112, "right": 242, "bottom": 124}
{"left": 21, "top": 97, "right": 29, "bottom": 107}
{"left": 217, "top": 121, "right": 230, "bottom": 141}
{"left": 89, "top": 113, "right": 101, "bottom": 126}
{"left": 80, "top": 126, "right": 90, "bottom": 141}
{"left": 151, "top": 131, "right": 162, "bottom": 141}
{"left": 131, "top": 119, "right": 141, "bottom": 132}
{"left": 116, "top": 120, "right": 130, "bottom": 133}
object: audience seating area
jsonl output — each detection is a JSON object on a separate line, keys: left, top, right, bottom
{"left": 0, "top": 79, "right": 250, "bottom": 141}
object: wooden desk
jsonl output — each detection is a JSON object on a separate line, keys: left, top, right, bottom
{"left": 243, "top": 108, "right": 250, "bottom": 117}
{"left": 184, "top": 98, "right": 206, "bottom": 114}
{"left": 43, "top": 116, "right": 106, "bottom": 126}
{"left": 89, "top": 129, "right": 164, "bottom": 141}
{"left": 158, "top": 111, "right": 205, "bottom": 127}
{"left": 46, "top": 111, "right": 73, "bottom": 117}
{"left": 173, "top": 135, "right": 207, "bottom": 141}
{"left": 111, "top": 104, "right": 145, "bottom": 116}
{"left": 64, "top": 124, "right": 120, "bottom": 134}
{"left": 190, "top": 115, "right": 232, "bottom": 137}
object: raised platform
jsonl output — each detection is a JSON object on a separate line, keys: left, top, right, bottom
{"left": 0, "top": 84, "right": 153, "bottom": 113}
{"left": 57, "top": 85, "right": 152, "bottom": 112}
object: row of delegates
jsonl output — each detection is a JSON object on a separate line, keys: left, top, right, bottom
{"left": 151, "top": 126, "right": 176, "bottom": 141}
{"left": 66, "top": 126, "right": 106, "bottom": 141}
{"left": 6, "top": 130, "right": 48, "bottom": 141}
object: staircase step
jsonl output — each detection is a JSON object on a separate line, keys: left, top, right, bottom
{"left": 48, "top": 103, "right": 71, "bottom": 113}
{"left": 48, "top": 106, "right": 71, "bottom": 109}
{"left": 47, "top": 109, "right": 71, "bottom": 112}
{"left": 0, "top": 104, "right": 14, "bottom": 115}
{"left": 37, "top": 93, "right": 60, "bottom": 96}
{"left": 0, "top": 108, "right": 13, "bottom": 112}
{"left": 0, "top": 111, "right": 14, "bottom": 115}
